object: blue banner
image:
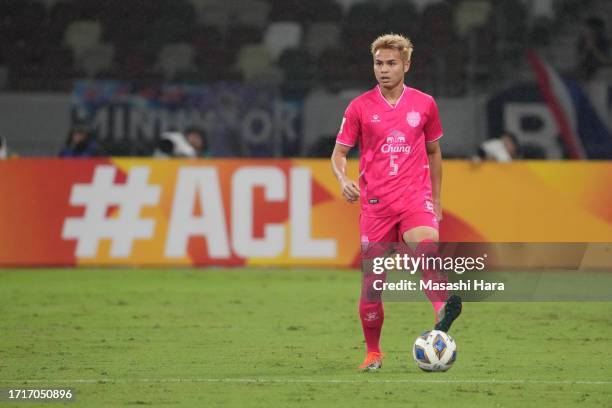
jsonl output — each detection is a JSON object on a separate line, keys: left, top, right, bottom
{"left": 72, "top": 81, "right": 302, "bottom": 157}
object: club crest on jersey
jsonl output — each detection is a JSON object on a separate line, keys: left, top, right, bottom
{"left": 406, "top": 111, "right": 421, "bottom": 127}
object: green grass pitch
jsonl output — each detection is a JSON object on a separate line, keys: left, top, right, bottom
{"left": 0, "top": 268, "right": 611, "bottom": 407}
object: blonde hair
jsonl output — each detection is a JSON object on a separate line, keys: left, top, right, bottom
{"left": 370, "top": 33, "right": 413, "bottom": 62}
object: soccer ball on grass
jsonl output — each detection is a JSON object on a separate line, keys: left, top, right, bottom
{"left": 412, "top": 330, "right": 457, "bottom": 372}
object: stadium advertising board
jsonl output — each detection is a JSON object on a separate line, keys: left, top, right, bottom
{"left": 0, "top": 159, "right": 610, "bottom": 266}
{"left": 72, "top": 81, "right": 302, "bottom": 157}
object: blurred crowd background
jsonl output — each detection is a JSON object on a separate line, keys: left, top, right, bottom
{"left": 0, "top": 0, "right": 610, "bottom": 159}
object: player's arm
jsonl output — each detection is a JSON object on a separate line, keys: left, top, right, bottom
{"left": 426, "top": 140, "right": 442, "bottom": 221}
{"left": 331, "top": 143, "right": 360, "bottom": 203}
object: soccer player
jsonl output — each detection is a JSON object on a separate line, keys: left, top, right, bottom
{"left": 331, "top": 34, "right": 462, "bottom": 371}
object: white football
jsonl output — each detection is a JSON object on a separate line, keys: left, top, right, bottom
{"left": 413, "top": 330, "right": 457, "bottom": 372}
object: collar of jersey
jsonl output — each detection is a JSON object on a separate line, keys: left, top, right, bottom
{"left": 377, "top": 84, "right": 406, "bottom": 110}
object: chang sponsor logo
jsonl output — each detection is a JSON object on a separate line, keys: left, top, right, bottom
{"left": 381, "top": 144, "right": 412, "bottom": 154}
{"left": 381, "top": 130, "right": 411, "bottom": 154}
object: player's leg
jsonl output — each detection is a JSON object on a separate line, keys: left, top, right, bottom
{"left": 401, "top": 214, "right": 462, "bottom": 332}
{"left": 401, "top": 217, "right": 445, "bottom": 314}
{"left": 358, "top": 214, "right": 395, "bottom": 370}
{"left": 402, "top": 225, "right": 446, "bottom": 317}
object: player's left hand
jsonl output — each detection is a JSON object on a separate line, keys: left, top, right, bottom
{"left": 433, "top": 200, "right": 443, "bottom": 222}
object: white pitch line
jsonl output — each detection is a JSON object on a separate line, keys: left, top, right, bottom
{"left": 0, "top": 378, "right": 610, "bottom": 385}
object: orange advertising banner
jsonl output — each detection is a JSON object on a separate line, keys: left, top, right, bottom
{"left": 0, "top": 159, "right": 610, "bottom": 267}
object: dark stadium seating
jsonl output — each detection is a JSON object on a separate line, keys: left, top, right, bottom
{"left": 0, "top": 0, "right": 602, "bottom": 97}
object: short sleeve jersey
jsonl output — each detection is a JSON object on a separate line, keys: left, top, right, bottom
{"left": 336, "top": 85, "right": 443, "bottom": 217}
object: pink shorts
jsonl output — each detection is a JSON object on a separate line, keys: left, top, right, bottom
{"left": 360, "top": 209, "right": 438, "bottom": 245}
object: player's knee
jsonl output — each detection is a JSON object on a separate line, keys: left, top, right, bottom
{"left": 402, "top": 227, "right": 439, "bottom": 247}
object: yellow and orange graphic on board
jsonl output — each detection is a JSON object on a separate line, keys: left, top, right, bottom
{"left": 0, "top": 159, "right": 610, "bottom": 267}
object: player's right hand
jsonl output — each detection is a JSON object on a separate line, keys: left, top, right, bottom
{"left": 340, "top": 178, "right": 360, "bottom": 203}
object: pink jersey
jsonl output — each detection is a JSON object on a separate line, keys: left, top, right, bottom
{"left": 336, "top": 85, "right": 443, "bottom": 217}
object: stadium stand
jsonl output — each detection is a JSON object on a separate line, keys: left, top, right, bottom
{"left": 0, "top": 0, "right": 604, "bottom": 95}
{"left": 0, "top": 0, "right": 609, "bottom": 158}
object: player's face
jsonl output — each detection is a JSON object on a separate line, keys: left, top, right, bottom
{"left": 373, "top": 48, "right": 410, "bottom": 90}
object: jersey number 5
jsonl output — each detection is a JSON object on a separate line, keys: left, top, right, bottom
{"left": 389, "top": 154, "right": 398, "bottom": 176}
